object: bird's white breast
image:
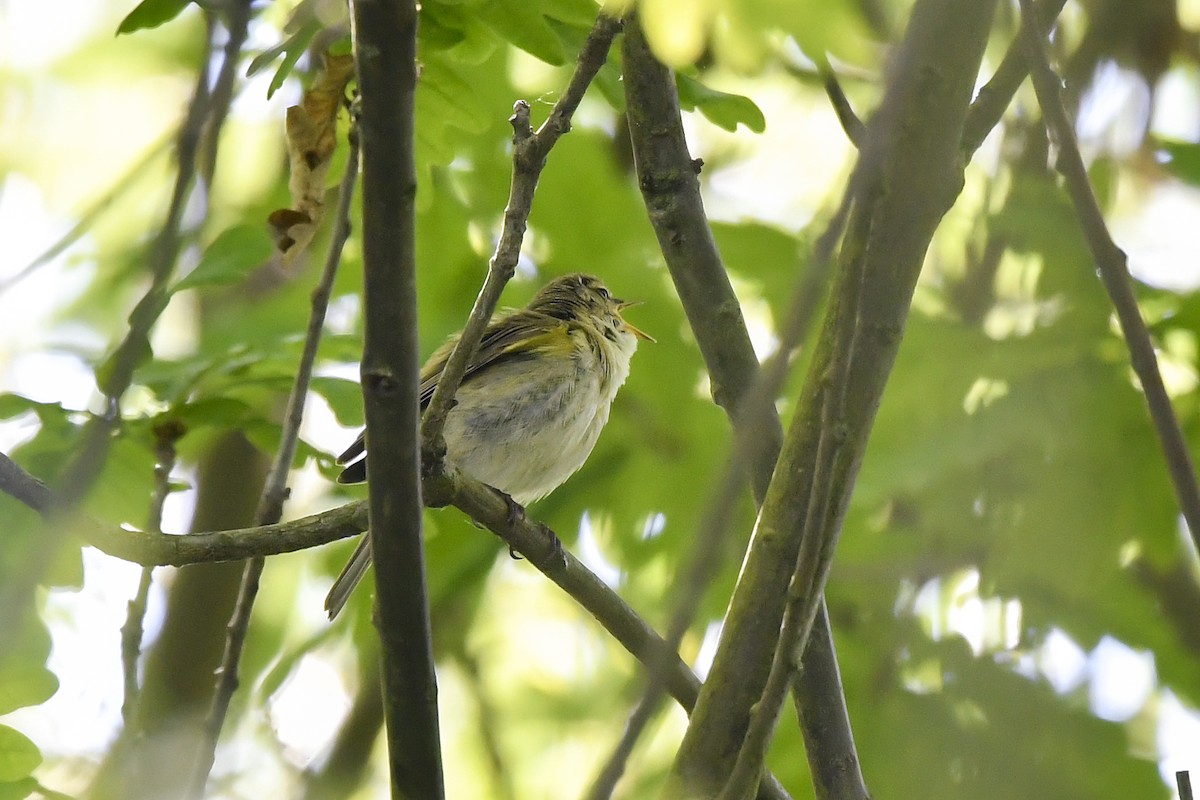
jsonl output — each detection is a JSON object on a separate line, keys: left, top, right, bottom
{"left": 442, "top": 327, "right": 637, "bottom": 504}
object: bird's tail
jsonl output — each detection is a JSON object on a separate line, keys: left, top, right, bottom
{"left": 325, "top": 535, "right": 373, "bottom": 619}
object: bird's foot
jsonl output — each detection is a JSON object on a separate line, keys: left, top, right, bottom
{"left": 496, "top": 489, "right": 527, "bottom": 527}
{"left": 495, "top": 489, "right": 528, "bottom": 560}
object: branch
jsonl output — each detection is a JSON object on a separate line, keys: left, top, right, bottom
{"left": 63, "top": 2, "right": 250, "bottom": 499}
{"left": 666, "top": 0, "right": 1000, "bottom": 795}
{"left": 349, "top": 0, "right": 444, "bottom": 795}
{"left": 419, "top": 13, "right": 622, "bottom": 466}
{"left": 719, "top": 204, "right": 866, "bottom": 800}
{"left": 120, "top": 421, "right": 184, "bottom": 728}
{"left": 1017, "top": 0, "right": 1200, "bottom": 559}
{"left": 960, "top": 0, "right": 1069, "bottom": 157}
{"left": 187, "top": 112, "right": 361, "bottom": 799}
{"left": 0, "top": 451, "right": 369, "bottom": 564}
{"left": 819, "top": 64, "right": 865, "bottom": 148}
{"left": 588, "top": 66, "right": 855, "bottom": 795}
{"left": 0, "top": 452, "right": 53, "bottom": 513}
{"left": 1, "top": 446, "right": 712, "bottom": 724}
{"left": 622, "top": 15, "right": 861, "bottom": 800}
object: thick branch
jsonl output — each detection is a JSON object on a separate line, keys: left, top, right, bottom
{"left": 667, "top": 0, "right": 999, "bottom": 795}
{"left": 1018, "top": 0, "right": 1200, "bottom": 558}
{"left": 622, "top": 16, "right": 860, "bottom": 800}
{"left": 350, "top": 0, "right": 443, "bottom": 795}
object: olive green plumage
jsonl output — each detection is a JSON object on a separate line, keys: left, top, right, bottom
{"left": 326, "top": 273, "right": 649, "bottom": 619}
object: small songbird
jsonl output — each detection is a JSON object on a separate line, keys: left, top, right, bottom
{"left": 325, "top": 273, "right": 651, "bottom": 618}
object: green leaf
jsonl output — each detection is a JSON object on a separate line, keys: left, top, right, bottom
{"left": 0, "top": 665, "right": 57, "bottom": 716}
{"left": 474, "top": 0, "right": 565, "bottom": 65}
{"left": 0, "top": 778, "right": 36, "bottom": 800}
{"left": 0, "top": 726, "right": 39, "bottom": 783}
{"left": 168, "top": 397, "right": 257, "bottom": 428}
{"left": 117, "top": 0, "right": 193, "bottom": 35}
{"left": 676, "top": 74, "right": 766, "bottom": 133}
{"left": 0, "top": 395, "right": 58, "bottom": 422}
{"left": 171, "top": 225, "right": 273, "bottom": 293}
{"left": 311, "top": 377, "right": 365, "bottom": 427}
{"left": 1155, "top": 137, "right": 1200, "bottom": 187}
{"left": 247, "top": 19, "right": 324, "bottom": 100}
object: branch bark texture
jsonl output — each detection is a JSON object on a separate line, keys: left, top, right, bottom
{"left": 622, "top": 19, "right": 860, "bottom": 800}
{"left": 665, "top": 0, "right": 999, "bottom": 796}
{"left": 349, "top": 0, "right": 444, "bottom": 796}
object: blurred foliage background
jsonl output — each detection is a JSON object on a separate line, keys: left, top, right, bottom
{"left": 1, "top": 0, "right": 1200, "bottom": 797}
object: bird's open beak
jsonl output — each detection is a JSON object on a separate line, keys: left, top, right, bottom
{"left": 616, "top": 300, "right": 655, "bottom": 342}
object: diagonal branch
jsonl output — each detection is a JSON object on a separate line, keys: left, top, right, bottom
{"left": 621, "top": 15, "right": 860, "bottom": 800}
{"left": 1017, "top": 0, "right": 1200, "bottom": 558}
{"left": 419, "top": 13, "right": 622, "bottom": 467}
{"left": 666, "top": 0, "right": 1000, "bottom": 795}
{"left": 960, "top": 0, "right": 1069, "bottom": 157}
{"left": 186, "top": 115, "right": 361, "bottom": 800}
{"left": 0, "top": 8, "right": 237, "bottom": 651}
{"left": 718, "top": 191, "right": 868, "bottom": 800}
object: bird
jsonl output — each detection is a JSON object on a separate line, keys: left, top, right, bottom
{"left": 325, "top": 272, "right": 651, "bottom": 618}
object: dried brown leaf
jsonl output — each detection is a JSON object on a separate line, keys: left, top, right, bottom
{"left": 269, "top": 52, "right": 355, "bottom": 264}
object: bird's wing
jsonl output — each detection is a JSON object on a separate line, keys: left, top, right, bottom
{"left": 416, "top": 309, "right": 572, "bottom": 405}
{"left": 336, "top": 310, "right": 571, "bottom": 475}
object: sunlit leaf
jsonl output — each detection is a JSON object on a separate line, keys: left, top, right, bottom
{"left": 116, "top": 0, "right": 193, "bottom": 35}
{"left": 676, "top": 74, "right": 766, "bottom": 133}
{"left": 171, "top": 225, "right": 274, "bottom": 293}
{"left": 1155, "top": 137, "right": 1200, "bottom": 187}
{"left": 0, "top": 666, "right": 57, "bottom": 716}
{"left": 0, "top": 726, "right": 39, "bottom": 783}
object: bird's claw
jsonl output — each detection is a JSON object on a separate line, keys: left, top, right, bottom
{"left": 498, "top": 489, "right": 527, "bottom": 527}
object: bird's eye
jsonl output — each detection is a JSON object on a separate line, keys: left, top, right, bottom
{"left": 597, "top": 286, "right": 611, "bottom": 301}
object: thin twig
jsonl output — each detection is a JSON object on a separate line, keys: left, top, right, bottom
{"left": 1179, "top": 771, "right": 1194, "bottom": 800}
{"left": 120, "top": 421, "right": 185, "bottom": 727}
{"left": 819, "top": 64, "right": 865, "bottom": 147}
{"left": 960, "top": 0, "right": 1069, "bottom": 157}
{"left": 31, "top": 780, "right": 74, "bottom": 800}
{"left": 1018, "top": 0, "right": 1200, "bottom": 558}
{"left": 199, "top": 0, "right": 253, "bottom": 187}
{"left": 419, "top": 13, "right": 622, "bottom": 466}
{"left": 187, "top": 121, "right": 360, "bottom": 799}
